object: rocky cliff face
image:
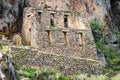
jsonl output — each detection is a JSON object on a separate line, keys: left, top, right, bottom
{"left": 0, "top": 0, "right": 25, "bottom": 38}
{"left": 0, "top": 0, "right": 111, "bottom": 34}
{"left": 27, "top": 0, "right": 110, "bottom": 19}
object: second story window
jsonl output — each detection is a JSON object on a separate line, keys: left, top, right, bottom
{"left": 50, "top": 13, "right": 55, "bottom": 27}
{"left": 38, "top": 12, "right": 41, "bottom": 23}
{"left": 64, "top": 15, "right": 68, "bottom": 28}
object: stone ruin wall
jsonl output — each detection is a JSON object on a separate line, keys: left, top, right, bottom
{"left": 22, "top": 7, "right": 86, "bottom": 46}
{"left": 10, "top": 47, "right": 102, "bottom": 75}
{"left": 14, "top": 1, "right": 103, "bottom": 74}
{"left": 22, "top": 7, "right": 98, "bottom": 60}
{"left": 0, "top": 0, "right": 111, "bottom": 75}
{"left": 34, "top": 27, "right": 97, "bottom": 60}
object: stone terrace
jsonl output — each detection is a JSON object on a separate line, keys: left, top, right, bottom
{"left": 10, "top": 46, "right": 103, "bottom": 75}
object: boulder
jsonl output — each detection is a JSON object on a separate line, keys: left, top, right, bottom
{"left": 12, "top": 33, "right": 22, "bottom": 45}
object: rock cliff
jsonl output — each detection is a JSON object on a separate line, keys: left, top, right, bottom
{"left": 0, "top": 0, "right": 112, "bottom": 35}
{"left": 0, "top": 0, "right": 120, "bottom": 79}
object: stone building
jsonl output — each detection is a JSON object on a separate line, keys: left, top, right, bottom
{"left": 22, "top": 7, "right": 97, "bottom": 60}
{"left": 0, "top": 0, "right": 104, "bottom": 75}
{"left": 20, "top": 7, "right": 103, "bottom": 75}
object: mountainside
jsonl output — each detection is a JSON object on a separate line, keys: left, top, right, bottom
{"left": 0, "top": 0, "right": 120, "bottom": 80}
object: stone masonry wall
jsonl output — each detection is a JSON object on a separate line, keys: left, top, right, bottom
{"left": 21, "top": 7, "right": 102, "bottom": 75}
{"left": 22, "top": 7, "right": 98, "bottom": 60}
{"left": 10, "top": 47, "right": 103, "bottom": 75}
{"left": 36, "top": 9, "right": 81, "bottom": 29}
{"left": 34, "top": 27, "right": 97, "bottom": 60}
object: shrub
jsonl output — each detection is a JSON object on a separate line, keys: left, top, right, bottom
{"left": 89, "top": 18, "right": 105, "bottom": 42}
{"left": 89, "top": 18, "right": 120, "bottom": 72}
{"left": 17, "top": 67, "right": 70, "bottom": 80}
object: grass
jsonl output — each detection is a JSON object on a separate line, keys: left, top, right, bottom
{"left": 15, "top": 66, "right": 111, "bottom": 80}
{"left": 16, "top": 67, "right": 110, "bottom": 80}
{"left": 17, "top": 67, "right": 37, "bottom": 80}
{"left": 17, "top": 67, "right": 70, "bottom": 80}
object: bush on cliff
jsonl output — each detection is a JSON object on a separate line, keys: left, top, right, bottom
{"left": 89, "top": 18, "right": 120, "bottom": 72}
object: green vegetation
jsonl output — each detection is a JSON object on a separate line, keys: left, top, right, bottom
{"left": 51, "top": 24, "right": 56, "bottom": 28}
{"left": 65, "top": 10, "right": 72, "bottom": 13}
{"left": 0, "top": 45, "right": 9, "bottom": 54}
{"left": 17, "top": 67, "right": 70, "bottom": 80}
{"left": 21, "top": 37, "right": 27, "bottom": 45}
{"left": 17, "top": 67, "right": 37, "bottom": 80}
{"left": 17, "top": 49, "right": 25, "bottom": 60}
{"left": 89, "top": 18, "right": 120, "bottom": 74}
{"left": 89, "top": 18, "right": 105, "bottom": 42}
{"left": 114, "top": 30, "right": 120, "bottom": 46}
{"left": 16, "top": 67, "right": 109, "bottom": 80}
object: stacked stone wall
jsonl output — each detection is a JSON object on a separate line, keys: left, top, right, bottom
{"left": 10, "top": 47, "right": 103, "bottom": 75}
{"left": 34, "top": 27, "right": 97, "bottom": 60}
{"left": 21, "top": 7, "right": 102, "bottom": 75}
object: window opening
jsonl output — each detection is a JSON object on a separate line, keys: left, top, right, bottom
{"left": 46, "top": 30, "right": 51, "bottom": 44}
{"left": 79, "top": 33, "right": 83, "bottom": 45}
{"left": 63, "top": 31, "right": 68, "bottom": 45}
{"left": 64, "top": 15, "right": 68, "bottom": 28}
{"left": 38, "top": 12, "right": 41, "bottom": 23}
{"left": 50, "top": 13, "right": 55, "bottom": 27}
